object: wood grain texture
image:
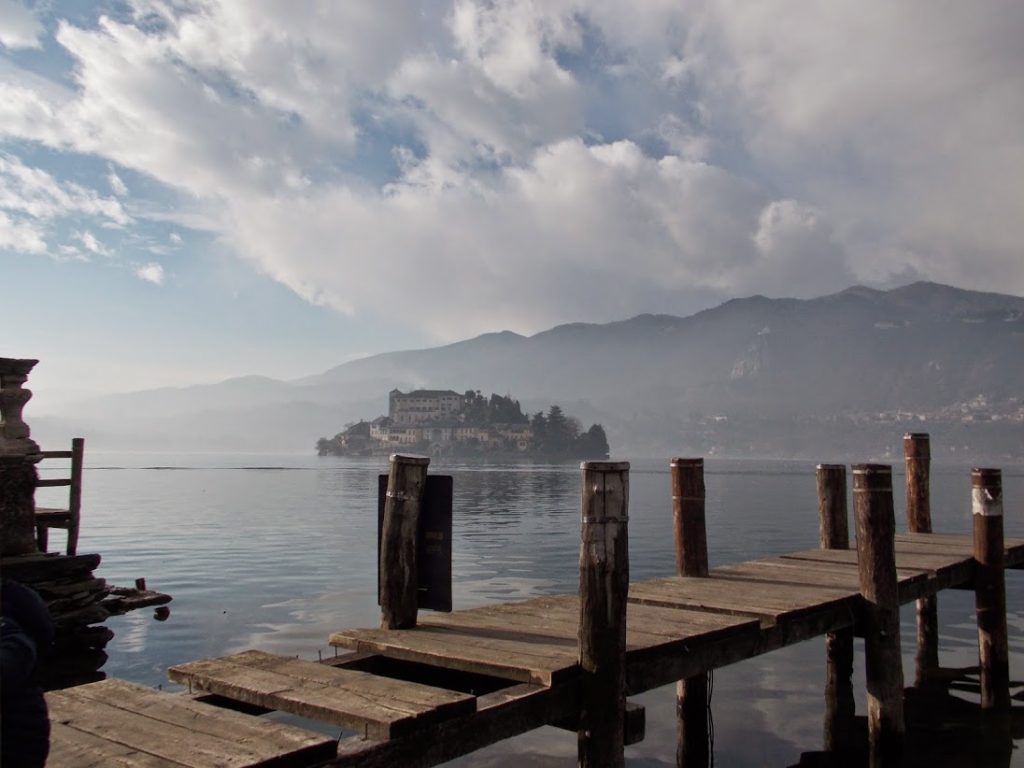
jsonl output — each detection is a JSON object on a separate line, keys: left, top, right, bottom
{"left": 380, "top": 455, "right": 429, "bottom": 630}
{"left": 169, "top": 651, "right": 474, "bottom": 739}
{"left": 852, "top": 464, "right": 904, "bottom": 766}
{"left": 47, "top": 679, "right": 335, "bottom": 768}
{"left": 972, "top": 468, "right": 1009, "bottom": 712}
{"left": 577, "top": 461, "right": 630, "bottom": 768}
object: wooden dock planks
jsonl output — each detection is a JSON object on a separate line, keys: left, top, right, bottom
{"left": 331, "top": 595, "right": 760, "bottom": 686}
{"left": 168, "top": 650, "right": 476, "bottom": 739}
{"left": 45, "top": 678, "right": 336, "bottom": 768}
{"left": 627, "top": 573, "right": 861, "bottom": 626}
{"left": 42, "top": 527, "right": 1024, "bottom": 768}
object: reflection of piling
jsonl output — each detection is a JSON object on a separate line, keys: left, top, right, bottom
{"left": 853, "top": 464, "right": 904, "bottom": 766}
{"left": 379, "top": 454, "right": 430, "bottom": 630}
{"left": 578, "top": 460, "right": 630, "bottom": 768}
{"left": 972, "top": 468, "right": 1009, "bottom": 713}
{"left": 672, "top": 458, "right": 709, "bottom": 768}
{"left": 817, "top": 464, "right": 856, "bottom": 756}
{"left": 904, "top": 433, "right": 938, "bottom": 685}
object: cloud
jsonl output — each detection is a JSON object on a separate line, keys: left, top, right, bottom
{"left": 0, "top": 0, "right": 43, "bottom": 50}
{"left": 0, "top": 210, "right": 46, "bottom": 253}
{"left": 107, "top": 170, "right": 128, "bottom": 196}
{"left": 0, "top": 153, "right": 129, "bottom": 224}
{"left": 75, "top": 230, "right": 111, "bottom": 256}
{"left": 0, "top": 153, "right": 130, "bottom": 259}
{"left": 1, "top": 0, "right": 1022, "bottom": 339}
{"left": 134, "top": 261, "right": 165, "bottom": 284}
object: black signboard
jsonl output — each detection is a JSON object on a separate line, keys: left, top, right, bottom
{"left": 377, "top": 474, "right": 453, "bottom": 613}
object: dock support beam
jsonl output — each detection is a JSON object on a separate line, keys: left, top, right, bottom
{"left": 817, "top": 464, "right": 855, "bottom": 755}
{"left": 972, "top": 468, "right": 1009, "bottom": 713}
{"left": 578, "top": 460, "right": 630, "bottom": 768}
{"left": 853, "top": 464, "right": 904, "bottom": 767}
{"left": 672, "top": 457, "right": 710, "bottom": 768}
{"left": 380, "top": 454, "right": 430, "bottom": 630}
{"left": 904, "top": 432, "right": 938, "bottom": 685}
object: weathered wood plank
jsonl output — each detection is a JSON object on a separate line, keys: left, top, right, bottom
{"left": 169, "top": 652, "right": 475, "bottom": 739}
{"left": 227, "top": 650, "right": 473, "bottom": 712}
{"left": 628, "top": 575, "right": 859, "bottom": 625}
{"left": 781, "top": 547, "right": 975, "bottom": 590}
{"left": 332, "top": 624, "right": 580, "bottom": 685}
{"left": 62, "top": 678, "right": 335, "bottom": 762}
{"left": 625, "top": 603, "right": 856, "bottom": 694}
{"left": 896, "top": 532, "right": 1024, "bottom": 563}
{"left": 334, "top": 593, "right": 760, "bottom": 689}
{"left": 711, "top": 559, "right": 931, "bottom": 603}
{"left": 48, "top": 688, "right": 309, "bottom": 768}
{"left": 47, "top": 720, "right": 187, "bottom": 768}
{"left": 419, "top": 595, "right": 752, "bottom": 650}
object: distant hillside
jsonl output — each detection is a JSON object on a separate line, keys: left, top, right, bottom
{"left": 39, "top": 282, "right": 1024, "bottom": 460}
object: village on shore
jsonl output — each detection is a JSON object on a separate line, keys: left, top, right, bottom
{"left": 317, "top": 388, "right": 610, "bottom": 460}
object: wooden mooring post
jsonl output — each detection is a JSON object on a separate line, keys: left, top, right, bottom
{"left": 578, "top": 460, "right": 630, "bottom": 768}
{"left": 817, "top": 464, "right": 856, "bottom": 756}
{"left": 380, "top": 454, "right": 430, "bottom": 630}
{"left": 672, "top": 457, "right": 710, "bottom": 768}
{"left": 904, "top": 432, "right": 938, "bottom": 685}
{"left": 972, "top": 468, "right": 1010, "bottom": 713}
{"left": 853, "top": 464, "right": 904, "bottom": 766}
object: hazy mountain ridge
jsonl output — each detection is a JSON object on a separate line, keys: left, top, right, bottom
{"left": 35, "top": 282, "right": 1024, "bottom": 459}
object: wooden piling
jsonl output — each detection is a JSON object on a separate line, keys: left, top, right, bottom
{"left": 672, "top": 458, "right": 708, "bottom": 578}
{"left": 671, "top": 458, "right": 709, "bottom": 768}
{"left": 379, "top": 454, "right": 430, "bottom": 630}
{"left": 578, "top": 460, "right": 630, "bottom": 768}
{"left": 853, "top": 463, "right": 904, "bottom": 766}
{"left": 972, "top": 468, "right": 1009, "bottom": 712}
{"left": 904, "top": 433, "right": 938, "bottom": 684}
{"left": 817, "top": 464, "right": 855, "bottom": 755}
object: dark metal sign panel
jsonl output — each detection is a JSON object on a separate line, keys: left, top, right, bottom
{"left": 377, "top": 474, "right": 453, "bottom": 613}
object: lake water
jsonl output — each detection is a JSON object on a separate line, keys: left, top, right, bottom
{"left": 35, "top": 453, "right": 1024, "bottom": 766}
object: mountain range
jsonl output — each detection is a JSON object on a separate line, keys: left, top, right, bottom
{"left": 30, "top": 282, "right": 1024, "bottom": 461}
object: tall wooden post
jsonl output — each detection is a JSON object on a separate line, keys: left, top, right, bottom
{"left": 672, "top": 458, "right": 709, "bottom": 768}
{"left": 578, "top": 460, "right": 630, "bottom": 768}
{"left": 817, "top": 464, "right": 855, "bottom": 755}
{"left": 66, "top": 436, "right": 85, "bottom": 556}
{"left": 853, "top": 464, "right": 904, "bottom": 766}
{"left": 379, "top": 454, "right": 430, "bottom": 630}
{"left": 904, "top": 433, "right": 938, "bottom": 684}
{"left": 0, "top": 357, "right": 41, "bottom": 556}
{"left": 972, "top": 468, "right": 1009, "bottom": 712}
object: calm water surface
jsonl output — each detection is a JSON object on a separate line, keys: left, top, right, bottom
{"left": 35, "top": 454, "right": 1024, "bottom": 766}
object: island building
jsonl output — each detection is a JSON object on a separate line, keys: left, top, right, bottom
{"left": 389, "top": 389, "right": 463, "bottom": 425}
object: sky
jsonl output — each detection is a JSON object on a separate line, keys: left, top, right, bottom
{"left": 2, "top": 1, "right": 1023, "bottom": 412}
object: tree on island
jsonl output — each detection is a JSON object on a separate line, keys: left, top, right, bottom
{"left": 462, "top": 390, "right": 529, "bottom": 424}
{"left": 576, "top": 424, "right": 610, "bottom": 459}
{"left": 532, "top": 405, "right": 607, "bottom": 460}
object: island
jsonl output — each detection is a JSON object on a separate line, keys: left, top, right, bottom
{"left": 317, "top": 388, "right": 609, "bottom": 460}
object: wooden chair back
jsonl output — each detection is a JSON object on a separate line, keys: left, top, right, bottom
{"left": 35, "top": 437, "right": 84, "bottom": 556}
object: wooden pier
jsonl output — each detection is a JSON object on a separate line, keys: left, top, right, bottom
{"left": 42, "top": 447, "right": 1023, "bottom": 767}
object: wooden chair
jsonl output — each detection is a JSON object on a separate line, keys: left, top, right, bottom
{"left": 35, "top": 437, "right": 84, "bottom": 556}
